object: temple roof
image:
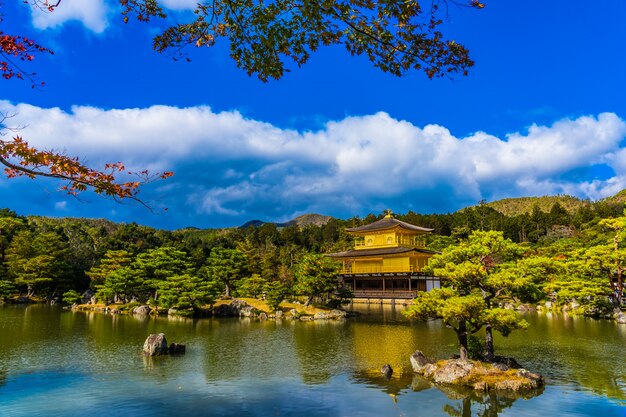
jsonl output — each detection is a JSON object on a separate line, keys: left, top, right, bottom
{"left": 327, "top": 246, "right": 439, "bottom": 258}
{"left": 345, "top": 215, "right": 434, "bottom": 233}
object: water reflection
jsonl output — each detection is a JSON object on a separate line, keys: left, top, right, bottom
{"left": 351, "top": 370, "right": 415, "bottom": 398}
{"left": 351, "top": 369, "right": 545, "bottom": 416}
{"left": 439, "top": 385, "right": 544, "bottom": 417}
{"left": 292, "top": 321, "right": 352, "bottom": 384}
{"left": 0, "top": 305, "right": 625, "bottom": 416}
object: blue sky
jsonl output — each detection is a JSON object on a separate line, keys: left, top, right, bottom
{"left": 2, "top": 0, "right": 626, "bottom": 229}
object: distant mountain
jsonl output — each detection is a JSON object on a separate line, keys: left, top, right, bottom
{"left": 240, "top": 219, "right": 266, "bottom": 228}
{"left": 480, "top": 189, "right": 626, "bottom": 217}
{"left": 480, "top": 195, "right": 590, "bottom": 216}
{"left": 240, "top": 213, "right": 332, "bottom": 228}
{"left": 286, "top": 214, "right": 333, "bottom": 227}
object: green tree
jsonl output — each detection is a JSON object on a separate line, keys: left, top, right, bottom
{"left": 5, "top": 230, "right": 70, "bottom": 297}
{"left": 134, "top": 246, "right": 193, "bottom": 300}
{"left": 264, "top": 280, "right": 290, "bottom": 312}
{"left": 0, "top": 280, "right": 15, "bottom": 301}
{"left": 97, "top": 266, "right": 143, "bottom": 304}
{"left": 405, "top": 288, "right": 486, "bottom": 360}
{"left": 204, "top": 247, "right": 248, "bottom": 297}
{"left": 62, "top": 289, "right": 82, "bottom": 305}
{"left": 598, "top": 212, "right": 626, "bottom": 305}
{"left": 261, "top": 245, "right": 281, "bottom": 281}
{"left": 86, "top": 250, "right": 133, "bottom": 287}
{"left": 546, "top": 247, "right": 614, "bottom": 314}
{"left": 237, "top": 274, "right": 268, "bottom": 298}
{"left": 424, "top": 231, "right": 527, "bottom": 360}
{"left": 158, "top": 273, "right": 221, "bottom": 314}
{"left": 294, "top": 254, "right": 339, "bottom": 306}
{"left": 0, "top": 215, "right": 25, "bottom": 279}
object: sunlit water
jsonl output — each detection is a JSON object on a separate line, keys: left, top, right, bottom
{"left": 0, "top": 304, "right": 624, "bottom": 416}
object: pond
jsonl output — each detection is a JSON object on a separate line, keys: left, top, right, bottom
{"left": 0, "top": 304, "right": 624, "bottom": 416}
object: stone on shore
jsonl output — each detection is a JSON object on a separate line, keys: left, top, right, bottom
{"left": 213, "top": 299, "right": 256, "bottom": 317}
{"left": 143, "top": 333, "right": 168, "bottom": 356}
{"left": 616, "top": 312, "right": 626, "bottom": 324}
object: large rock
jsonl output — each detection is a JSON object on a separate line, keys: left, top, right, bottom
{"left": 517, "top": 304, "right": 535, "bottom": 312}
{"left": 494, "top": 369, "right": 543, "bottom": 390}
{"left": 616, "top": 312, "right": 626, "bottom": 324}
{"left": 314, "top": 311, "right": 331, "bottom": 320}
{"left": 432, "top": 359, "right": 474, "bottom": 384}
{"left": 329, "top": 309, "right": 348, "bottom": 319}
{"left": 240, "top": 305, "right": 259, "bottom": 318}
{"left": 133, "top": 305, "right": 151, "bottom": 315}
{"left": 143, "top": 333, "right": 168, "bottom": 356}
{"left": 313, "top": 309, "right": 348, "bottom": 320}
{"left": 81, "top": 289, "right": 94, "bottom": 305}
{"left": 410, "top": 351, "right": 434, "bottom": 374}
{"left": 213, "top": 299, "right": 249, "bottom": 317}
{"left": 492, "top": 355, "right": 522, "bottom": 370}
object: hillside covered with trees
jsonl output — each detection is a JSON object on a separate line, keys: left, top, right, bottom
{"left": 0, "top": 191, "right": 625, "bottom": 317}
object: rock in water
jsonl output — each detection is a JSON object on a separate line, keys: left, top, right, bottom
{"left": 143, "top": 333, "right": 168, "bottom": 356}
{"left": 381, "top": 364, "right": 393, "bottom": 378}
{"left": 169, "top": 343, "right": 186, "bottom": 355}
{"left": 133, "top": 305, "right": 151, "bottom": 315}
{"left": 410, "top": 351, "right": 434, "bottom": 373}
{"left": 616, "top": 312, "right": 626, "bottom": 324}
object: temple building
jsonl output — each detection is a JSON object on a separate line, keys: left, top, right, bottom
{"left": 327, "top": 212, "right": 440, "bottom": 299}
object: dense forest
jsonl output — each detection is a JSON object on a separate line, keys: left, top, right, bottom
{"left": 0, "top": 192, "right": 625, "bottom": 317}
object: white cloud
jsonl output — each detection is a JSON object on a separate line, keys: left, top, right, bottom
{"left": 29, "top": 0, "right": 110, "bottom": 33}
{"left": 159, "top": 0, "right": 199, "bottom": 11}
{"left": 27, "top": 0, "right": 199, "bottom": 33}
{"left": 1, "top": 100, "right": 625, "bottom": 218}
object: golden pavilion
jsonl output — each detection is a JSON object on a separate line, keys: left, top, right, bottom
{"left": 327, "top": 212, "right": 440, "bottom": 299}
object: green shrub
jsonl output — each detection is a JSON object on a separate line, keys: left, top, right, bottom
{"left": 62, "top": 290, "right": 82, "bottom": 305}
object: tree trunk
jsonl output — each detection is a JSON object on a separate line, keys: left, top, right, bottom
{"left": 614, "top": 235, "right": 623, "bottom": 307}
{"left": 617, "top": 268, "right": 623, "bottom": 306}
{"left": 458, "top": 320, "right": 468, "bottom": 361}
{"left": 484, "top": 324, "right": 495, "bottom": 361}
{"left": 462, "top": 397, "right": 472, "bottom": 417}
{"left": 225, "top": 282, "right": 231, "bottom": 298}
{"left": 304, "top": 295, "right": 314, "bottom": 307}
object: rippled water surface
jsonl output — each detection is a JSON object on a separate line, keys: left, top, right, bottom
{"left": 0, "top": 304, "right": 624, "bottom": 416}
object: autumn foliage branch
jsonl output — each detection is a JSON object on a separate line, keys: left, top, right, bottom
{"left": 1, "top": 1, "right": 174, "bottom": 208}
{"left": 0, "top": 30, "right": 52, "bottom": 86}
{"left": 0, "top": 137, "right": 174, "bottom": 206}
